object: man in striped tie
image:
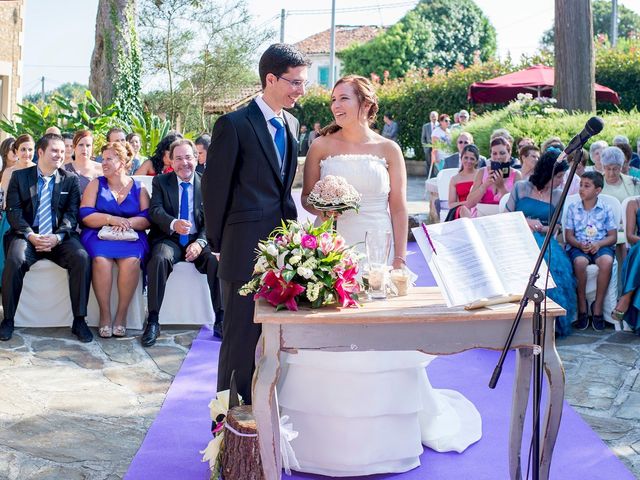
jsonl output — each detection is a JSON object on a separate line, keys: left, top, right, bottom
{"left": 0, "top": 133, "right": 92, "bottom": 342}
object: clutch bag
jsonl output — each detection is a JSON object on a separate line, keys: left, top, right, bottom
{"left": 98, "top": 226, "right": 139, "bottom": 242}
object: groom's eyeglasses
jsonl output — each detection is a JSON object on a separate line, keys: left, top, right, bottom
{"left": 276, "top": 75, "right": 309, "bottom": 89}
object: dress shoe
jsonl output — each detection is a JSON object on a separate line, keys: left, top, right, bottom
{"left": 0, "top": 319, "right": 14, "bottom": 341}
{"left": 142, "top": 322, "right": 160, "bottom": 347}
{"left": 72, "top": 319, "right": 94, "bottom": 343}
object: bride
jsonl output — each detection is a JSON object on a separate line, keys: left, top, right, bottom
{"left": 277, "top": 75, "right": 482, "bottom": 476}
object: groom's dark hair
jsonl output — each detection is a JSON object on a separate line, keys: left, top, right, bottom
{"left": 259, "top": 43, "right": 310, "bottom": 88}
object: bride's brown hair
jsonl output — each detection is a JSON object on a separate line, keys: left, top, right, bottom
{"left": 321, "top": 75, "right": 379, "bottom": 136}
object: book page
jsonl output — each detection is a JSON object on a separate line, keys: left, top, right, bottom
{"left": 471, "top": 212, "right": 556, "bottom": 294}
{"left": 413, "top": 219, "right": 506, "bottom": 307}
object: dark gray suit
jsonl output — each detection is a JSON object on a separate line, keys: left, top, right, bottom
{"left": 202, "top": 99, "right": 299, "bottom": 402}
{"left": 421, "top": 122, "right": 436, "bottom": 173}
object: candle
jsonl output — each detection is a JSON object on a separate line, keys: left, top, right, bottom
{"left": 390, "top": 269, "right": 410, "bottom": 296}
{"left": 368, "top": 269, "right": 384, "bottom": 290}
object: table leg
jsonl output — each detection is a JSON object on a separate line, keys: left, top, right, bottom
{"left": 252, "top": 324, "right": 283, "bottom": 480}
{"left": 510, "top": 347, "right": 532, "bottom": 480}
{"left": 540, "top": 342, "right": 565, "bottom": 480}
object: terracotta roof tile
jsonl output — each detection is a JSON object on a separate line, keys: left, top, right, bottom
{"left": 204, "top": 84, "right": 262, "bottom": 114}
{"left": 294, "top": 25, "right": 386, "bottom": 55}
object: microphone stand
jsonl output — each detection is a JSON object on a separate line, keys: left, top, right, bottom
{"left": 489, "top": 146, "right": 583, "bottom": 480}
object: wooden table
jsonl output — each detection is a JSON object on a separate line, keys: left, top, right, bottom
{"left": 252, "top": 287, "right": 566, "bottom": 480}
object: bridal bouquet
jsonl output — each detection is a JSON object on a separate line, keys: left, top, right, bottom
{"left": 239, "top": 219, "right": 362, "bottom": 310}
{"left": 307, "top": 175, "right": 361, "bottom": 213}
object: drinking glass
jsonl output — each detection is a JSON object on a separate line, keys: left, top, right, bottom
{"left": 365, "top": 230, "right": 391, "bottom": 299}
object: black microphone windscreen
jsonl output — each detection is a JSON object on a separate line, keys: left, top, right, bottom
{"left": 585, "top": 116, "right": 604, "bottom": 136}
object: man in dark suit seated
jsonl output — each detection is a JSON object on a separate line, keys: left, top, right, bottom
{"left": 0, "top": 133, "right": 92, "bottom": 342}
{"left": 142, "top": 138, "right": 223, "bottom": 347}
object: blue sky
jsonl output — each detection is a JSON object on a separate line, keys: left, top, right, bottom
{"left": 21, "top": 0, "right": 640, "bottom": 96}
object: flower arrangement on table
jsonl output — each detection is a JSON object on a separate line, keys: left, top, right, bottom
{"left": 239, "top": 218, "right": 362, "bottom": 310}
{"left": 306, "top": 174, "right": 361, "bottom": 213}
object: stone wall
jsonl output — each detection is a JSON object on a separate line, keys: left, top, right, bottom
{"left": 0, "top": 0, "right": 24, "bottom": 136}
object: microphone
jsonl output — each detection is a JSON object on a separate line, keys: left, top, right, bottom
{"left": 560, "top": 116, "right": 604, "bottom": 160}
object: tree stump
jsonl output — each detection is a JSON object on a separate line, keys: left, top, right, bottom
{"left": 221, "top": 405, "right": 264, "bottom": 480}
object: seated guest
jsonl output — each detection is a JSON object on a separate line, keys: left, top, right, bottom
{"left": 194, "top": 134, "right": 211, "bottom": 174}
{"left": 506, "top": 149, "right": 577, "bottom": 335}
{"left": 541, "top": 136, "right": 564, "bottom": 153}
{"left": 517, "top": 137, "right": 535, "bottom": 150}
{"left": 134, "top": 133, "right": 181, "bottom": 176}
{"left": 445, "top": 144, "right": 480, "bottom": 220}
{"left": 565, "top": 171, "right": 617, "bottom": 331}
{"left": 518, "top": 144, "right": 540, "bottom": 181}
{"left": 442, "top": 132, "right": 486, "bottom": 169}
{"left": 142, "top": 139, "right": 223, "bottom": 346}
{"left": 612, "top": 197, "right": 640, "bottom": 332}
{"left": 0, "top": 133, "right": 92, "bottom": 342}
{"left": 0, "top": 137, "right": 17, "bottom": 190}
{"left": 62, "top": 133, "right": 74, "bottom": 165}
{"left": 616, "top": 142, "right": 633, "bottom": 174}
{"left": 613, "top": 134, "right": 640, "bottom": 169}
{"left": 601, "top": 146, "right": 640, "bottom": 203}
{"left": 126, "top": 132, "right": 144, "bottom": 174}
{"left": 1, "top": 134, "right": 35, "bottom": 197}
{"left": 95, "top": 128, "right": 127, "bottom": 163}
{"left": 64, "top": 130, "right": 103, "bottom": 194}
{"left": 491, "top": 128, "right": 519, "bottom": 167}
{"left": 79, "top": 142, "right": 150, "bottom": 338}
{"left": 588, "top": 140, "right": 608, "bottom": 172}
{"left": 466, "top": 137, "right": 522, "bottom": 209}
{"left": 562, "top": 148, "right": 587, "bottom": 196}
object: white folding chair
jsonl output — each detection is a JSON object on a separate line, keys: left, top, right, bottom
{"left": 131, "top": 175, "right": 153, "bottom": 196}
{"left": 435, "top": 168, "right": 458, "bottom": 221}
{"left": 498, "top": 193, "right": 510, "bottom": 213}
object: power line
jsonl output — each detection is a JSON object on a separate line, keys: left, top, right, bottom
{"left": 287, "top": 1, "right": 417, "bottom": 16}
{"left": 23, "top": 64, "right": 89, "bottom": 69}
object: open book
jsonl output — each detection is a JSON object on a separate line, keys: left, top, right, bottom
{"left": 412, "top": 212, "right": 556, "bottom": 309}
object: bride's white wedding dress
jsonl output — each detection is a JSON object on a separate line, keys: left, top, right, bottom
{"left": 278, "top": 154, "right": 482, "bottom": 477}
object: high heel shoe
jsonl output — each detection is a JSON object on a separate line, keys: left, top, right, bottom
{"left": 112, "top": 325, "right": 126, "bottom": 337}
{"left": 99, "top": 325, "right": 113, "bottom": 338}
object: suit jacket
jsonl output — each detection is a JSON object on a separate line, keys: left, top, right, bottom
{"left": 148, "top": 171, "right": 207, "bottom": 247}
{"left": 202, "top": 98, "right": 299, "bottom": 281}
{"left": 443, "top": 153, "right": 488, "bottom": 170}
{"left": 421, "top": 122, "right": 435, "bottom": 146}
{"left": 5, "top": 165, "right": 80, "bottom": 242}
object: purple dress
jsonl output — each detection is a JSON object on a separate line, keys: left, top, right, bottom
{"left": 80, "top": 177, "right": 149, "bottom": 260}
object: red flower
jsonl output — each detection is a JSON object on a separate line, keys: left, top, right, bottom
{"left": 301, "top": 234, "right": 318, "bottom": 250}
{"left": 335, "top": 266, "right": 360, "bottom": 308}
{"left": 254, "top": 270, "right": 305, "bottom": 311}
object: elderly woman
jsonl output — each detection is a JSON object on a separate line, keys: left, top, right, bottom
{"left": 506, "top": 149, "right": 577, "bottom": 335}
{"left": 64, "top": 130, "right": 103, "bottom": 194}
{"left": 601, "top": 146, "right": 640, "bottom": 203}
{"left": 518, "top": 144, "right": 540, "bottom": 181}
{"left": 80, "top": 142, "right": 150, "bottom": 338}
{"left": 589, "top": 140, "right": 608, "bottom": 173}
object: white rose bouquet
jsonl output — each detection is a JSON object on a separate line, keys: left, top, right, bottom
{"left": 307, "top": 175, "right": 361, "bottom": 213}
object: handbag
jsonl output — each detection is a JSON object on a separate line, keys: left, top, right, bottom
{"left": 98, "top": 226, "right": 139, "bottom": 242}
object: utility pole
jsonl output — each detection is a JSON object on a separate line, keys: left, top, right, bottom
{"left": 612, "top": 0, "right": 618, "bottom": 47}
{"left": 329, "top": 0, "right": 336, "bottom": 88}
{"left": 280, "top": 9, "right": 285, "bottom": 43}
{"left": 41, "top": 76, "right": 45, "bottom": 103}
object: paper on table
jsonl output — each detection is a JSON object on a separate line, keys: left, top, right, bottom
{"left": 472, "top": 212, "right": 556, "bottom": 293}
{"left": 413, "top": 219, "right": 505, "bottom": 307}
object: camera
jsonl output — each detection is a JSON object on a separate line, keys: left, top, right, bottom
{"left": 490, "top": 161, "right": 510, "bottom": 178}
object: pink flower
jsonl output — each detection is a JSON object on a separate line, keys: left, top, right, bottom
{"left": 301, "top": 234, "right": 318, "bottom": 250}
{"left": 254, "top": 271, "right": 306, "bottom": 311}
{"left": 333, "top": 235, "right": 345, "bottom": 252}
{"left": 335, "top": 266, "right": 360, "bottom": 308}
{"left": 319, "top": 233, "right": 334, "bottom": 255}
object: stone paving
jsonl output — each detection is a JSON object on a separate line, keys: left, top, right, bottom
{"left": 0, "top": 326, "right": 197, "bottom": 480}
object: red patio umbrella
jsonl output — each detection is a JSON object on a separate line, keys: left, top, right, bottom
{"left": 468, "top": 65, "right": 620, "bottom": 104}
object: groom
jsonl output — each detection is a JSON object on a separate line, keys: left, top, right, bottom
{"left": 202, "top": 44, "right": 310, "bottom": 403}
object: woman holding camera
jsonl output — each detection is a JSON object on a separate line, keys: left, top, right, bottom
{"left": 505, "top": 149, "right": 577, "bottom": 336}
{"left": 466, "top": 136, "right": 521, "bottom": 209}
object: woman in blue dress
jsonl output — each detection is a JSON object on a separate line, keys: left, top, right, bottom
{"left": 506, "top": 148, "right": 577, "bottom": 336}
{"left": 612, "top": 197, "right": 640, "bottom": 332}
{"left": 80, "top": 142, "right": 150, "bottom": 338}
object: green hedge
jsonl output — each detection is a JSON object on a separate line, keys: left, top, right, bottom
{"left": 595, "top": 39, "right": 640, "bottom": 112}
{"left": 292, "top": 61, "right": 515, "bottom": 160}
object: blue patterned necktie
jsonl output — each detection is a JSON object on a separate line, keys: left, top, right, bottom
{"left": 269, "top": 117, "right": 286, "bottom": 176}
{"left": 38, "top": 176, "right": 53, "bottom": 235}
{"left": 179, "top": 182, "right": 190, "bottom": 246}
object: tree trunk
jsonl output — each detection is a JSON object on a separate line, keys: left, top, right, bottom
{"left": 89, "top": 0, "right": 138, "bottom": 107}
{"left": 221, "top": 405, "right": 264, "bottom": 480}
{"left": 554, "top": 0, "right": 595, "bottom": 112}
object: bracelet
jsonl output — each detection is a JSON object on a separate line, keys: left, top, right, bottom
{"left": 106, "top": 215, "right": 112, "bottom": 225}
{"left": 393, "top": 256, "right": 407, "bottom": 264}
